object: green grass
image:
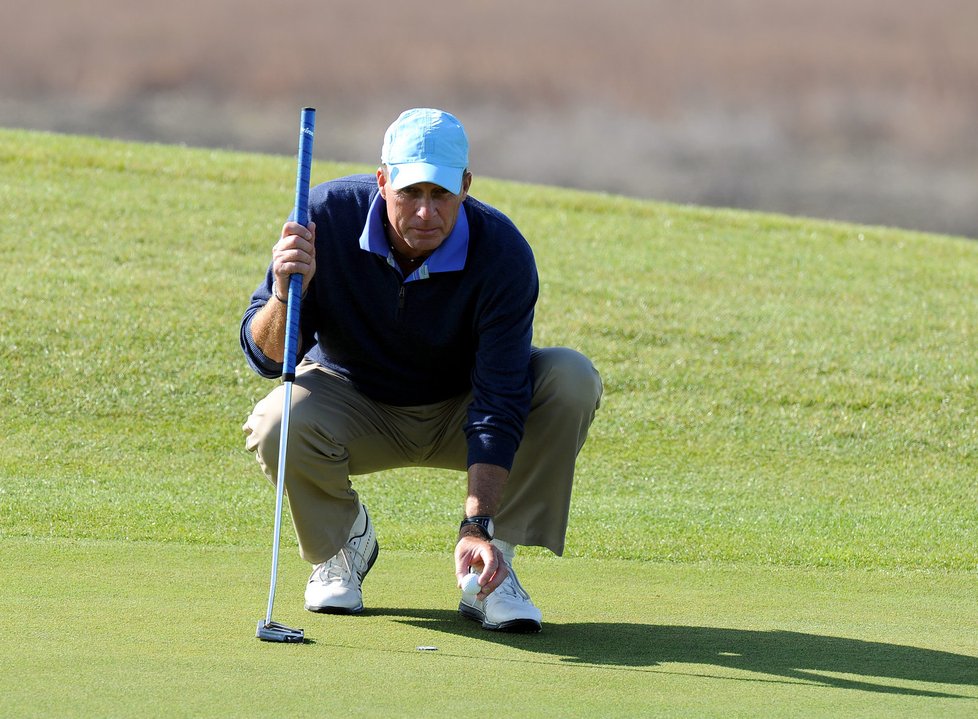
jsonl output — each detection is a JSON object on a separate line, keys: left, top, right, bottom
{"left": 1, "top": 128, "right": 976, "bottom": 717}
{"left": 3, "top": 540, "right": 976, "bottom": 718}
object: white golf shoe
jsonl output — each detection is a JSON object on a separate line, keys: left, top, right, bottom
{"left": 304, "top": 503, "right": 378, "bottom": 614}
{"left": 458, "top": 563, "right": 543, "bottom": 633}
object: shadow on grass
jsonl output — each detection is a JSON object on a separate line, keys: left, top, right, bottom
{"left": 367, "top": 608, "right": 978, "bottom": 698}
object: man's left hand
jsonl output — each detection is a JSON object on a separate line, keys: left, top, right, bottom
{"left": 454, "top": 536, "right": 508, "bottom": 600}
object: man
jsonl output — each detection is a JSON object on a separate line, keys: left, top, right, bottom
{"left": 241, "top": 108, "right": 601, "bottom": 632}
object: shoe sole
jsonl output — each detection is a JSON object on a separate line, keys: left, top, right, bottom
{"left": 458, "top": 601, "right": 542, "bottom": 633}
{"left": 304, "top": 538, "right": 380, "bottom": 615}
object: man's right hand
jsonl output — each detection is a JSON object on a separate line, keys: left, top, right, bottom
{"left": 272, "top": 221, "right": 317, "bottom": 299}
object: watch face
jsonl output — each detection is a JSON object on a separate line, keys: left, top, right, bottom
{"left": 474, "top": 517, "right": 492, "bottom": 532}
{"left": 462, "top": 516, "right": 494, "bottom": 539}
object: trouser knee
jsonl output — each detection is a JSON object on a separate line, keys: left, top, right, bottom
{"left": 244, "top": 386, "right": 345, "bottom": 482}
{"left": 532, "top": 347, "right": 603, "bottom": 412}
{"left": 243, "top": 392, "right": 282, "bottom": 470}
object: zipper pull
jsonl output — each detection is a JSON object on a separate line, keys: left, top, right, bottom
{"left": 397, "top": 285, "right": 406, "bottom": 317}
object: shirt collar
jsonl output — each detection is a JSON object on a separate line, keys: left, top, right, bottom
{"left": 358, "top": 193, "right": 469, "bottom": 279}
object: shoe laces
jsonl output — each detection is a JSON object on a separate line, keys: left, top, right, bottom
{"left": 311, "top": 549, "right": 354, "bottom": 585}
{"left": 313, "top": 530, "right": 375, "bottom": 584}
{"left": 493, "top": 565, "right": 531, "bottom": 602}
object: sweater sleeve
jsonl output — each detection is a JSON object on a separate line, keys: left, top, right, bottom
{"left": 464, "top": 245, "right": 539, "bottom": 470}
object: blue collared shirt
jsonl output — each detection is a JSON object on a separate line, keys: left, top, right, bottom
{"left": 357, "top": 193, "right": 469, "bottom": 281}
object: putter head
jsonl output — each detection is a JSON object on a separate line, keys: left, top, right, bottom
{"left": 256, "top": 620, "right": 304, "bottom": 643}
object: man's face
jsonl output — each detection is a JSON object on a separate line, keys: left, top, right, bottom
{"left": 377, "top": 168, "right": 471, "bottom": 257}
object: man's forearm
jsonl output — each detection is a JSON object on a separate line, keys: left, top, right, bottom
{"left": 464, "top": 462, "right": 509, "bottom": 518}
{"left": 248, "top": 297, "right": 291, "bottom": 363}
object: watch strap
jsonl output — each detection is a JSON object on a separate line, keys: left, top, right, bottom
{"left": 459, "top": 515, "right": 494, "bottom": 542}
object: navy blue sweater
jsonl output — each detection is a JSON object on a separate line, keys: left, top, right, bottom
{"left": 240, "top": 174, "right": 539, "bottom": 470}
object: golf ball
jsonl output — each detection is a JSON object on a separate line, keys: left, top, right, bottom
{"left": 460, "top": 573, "right": 481, "bottom": 595}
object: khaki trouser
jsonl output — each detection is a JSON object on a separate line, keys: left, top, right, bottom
{"left": 243, "top": 347, "right": 602, "bottom": 564}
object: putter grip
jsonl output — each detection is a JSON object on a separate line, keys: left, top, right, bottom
{"left": 283, "top": 107, "right": 316, "bottom": 382}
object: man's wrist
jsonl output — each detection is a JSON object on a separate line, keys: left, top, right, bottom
{"left": 458, "top": 515, "right": 494, "bottom": 542}
{"left": 272, "top": 282, "right": 307, "bottom": 304}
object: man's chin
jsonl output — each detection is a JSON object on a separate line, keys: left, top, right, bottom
{"left": 406, "top": 231, "right": 446, "bottom": 248}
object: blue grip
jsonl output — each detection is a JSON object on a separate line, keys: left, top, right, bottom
{"left": 282, "top": 273, "right": 304, "bottom": 379}
{"left": 293, "top": 107, "right": 316, "bottom": 227}
{"left": 283, "top": 107, "right": 316, "bottom": 380}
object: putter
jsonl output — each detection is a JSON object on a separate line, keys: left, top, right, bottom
{"left": 256, "top": 106, "right": 316, "bottom": 644}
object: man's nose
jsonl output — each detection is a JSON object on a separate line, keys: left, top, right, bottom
{"left": 417, "top": 196, "right": 436, "bottom": 219}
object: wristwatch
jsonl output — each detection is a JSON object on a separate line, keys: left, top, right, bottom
{"left": 458, "top": 515, "right": 495, "bottom": 542}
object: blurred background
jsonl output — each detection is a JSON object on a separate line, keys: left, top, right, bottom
{"left": 3, "top": 0, "right": 976, "bottom": 238}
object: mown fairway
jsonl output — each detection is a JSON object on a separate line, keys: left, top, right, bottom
{"left": 1, "top": 129, "right": 976, "bottom": 717}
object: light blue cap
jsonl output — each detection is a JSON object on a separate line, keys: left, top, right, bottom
{"left": 381, "top": 108, "right": 469, "bottom": 194}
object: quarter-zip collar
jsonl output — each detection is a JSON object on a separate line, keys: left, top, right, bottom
{"left": 358, "top": 192, "right": 469, "bottom": 281}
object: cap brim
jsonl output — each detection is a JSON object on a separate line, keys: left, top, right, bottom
{"left": 388, "top": 163, "right": 464, "bottom": 195}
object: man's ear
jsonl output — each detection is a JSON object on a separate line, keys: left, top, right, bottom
{"left": 376, "top": 166, "right": 388, "bottom": 199}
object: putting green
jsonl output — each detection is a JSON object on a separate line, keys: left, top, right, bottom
{"left": 3, "top": 128, "right": 978, "bottom": 717}
{"left": 2, "top": 538, "right": 975, "bottom": 718}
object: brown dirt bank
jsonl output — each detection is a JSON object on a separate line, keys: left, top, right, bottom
{"left": 3, "top": 0, "right": 976, "bottom": 237}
